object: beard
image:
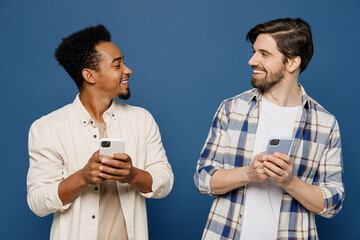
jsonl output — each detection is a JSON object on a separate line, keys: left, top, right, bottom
{"left": 118, "top": 88, "right": 131, "bottom": 100}
{"left": 251, "top": 66, "right": 285, "bottom": 91}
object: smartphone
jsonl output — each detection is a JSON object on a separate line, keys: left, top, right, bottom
{"left": 99, "top": 138, "right": 125, "bottom": 156}
{"left": 265, "top": 137, "right": 292, "bottom": 155}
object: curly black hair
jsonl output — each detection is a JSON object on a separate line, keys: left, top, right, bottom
{"left": 55, "top": 24, "right": 111, "bottom": 90}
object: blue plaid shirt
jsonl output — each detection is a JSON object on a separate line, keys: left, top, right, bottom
{"left": 194, "top": 85, "right": 344, "bottom": 240}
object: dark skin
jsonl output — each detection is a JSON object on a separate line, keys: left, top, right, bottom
{"left": 58, "top": 42, "right": 152, "bottom": 205}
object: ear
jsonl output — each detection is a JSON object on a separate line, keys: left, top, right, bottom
{"left": 82, "top": 68, "right": 96, "bottom": 84}
{"left": 286, "top": 56, "right": 301, "bottom": 73}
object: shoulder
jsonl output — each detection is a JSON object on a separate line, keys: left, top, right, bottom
{"left": 307, "top": 96, "right": 338, "bottom": 127}
{"left": 30, "top": 103, "right": 73, "bottom": 133}
{"left": 220, "top": 88, "right": 258, "bottom": 112}
{"left": 113, "top": 101, "right": 153, "bottom": 120}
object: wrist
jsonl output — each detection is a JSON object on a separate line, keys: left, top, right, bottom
{"left": 244, "top": 165, "right": 253, "bottom": 183}
{"left": 282, "top": 174, "right": 296, "bottom": 191}
{"left": 77, "top": 169, "right": 89, "bottom": 186}
{"left": 126, "top": 167, "right": 137, "bottom": 184}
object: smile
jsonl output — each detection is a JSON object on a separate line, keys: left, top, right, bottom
{"left": 253, "top": 69, "right": 266, "bottom": 74}
{"left": 120, "top": 78, "right": 129, "bottom": 84}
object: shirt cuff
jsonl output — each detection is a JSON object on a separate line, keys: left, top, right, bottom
{"left": 53, "top": 181, "right": 72, "bottom": 212}
{"left": 138, "top": 169, "right": 168, "bottom": 199}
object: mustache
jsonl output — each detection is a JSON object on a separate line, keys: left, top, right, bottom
{"left": 251, "top": 65, "right": 266, "bottom": 72}
{"left": 120, "top": 77, "right": 130, "bottom": 83}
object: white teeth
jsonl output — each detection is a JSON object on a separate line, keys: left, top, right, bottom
{"left": 121, "top": 80, "right": 128, "bottom": 84}
{"left": 253, "top": 70, "right": 265, "bottom": 74}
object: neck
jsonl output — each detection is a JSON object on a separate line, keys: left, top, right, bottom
{"left": 262, "top": 77, "right": 301, "bottom": 107}
{"left": 79, "top": 90, "right": 112, "bottom": 123}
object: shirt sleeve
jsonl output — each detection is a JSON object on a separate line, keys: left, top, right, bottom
{"left": 315, "top": 119, "right": 345, "bottom": 218}
{"left": 139, "top": 110, "right": 174, "bottom": 199}
{"left": 27, "top": 120, "right": 71, "bottom": 217}
{"left": 194, "top": 101, "right": 229, "bottom": 195}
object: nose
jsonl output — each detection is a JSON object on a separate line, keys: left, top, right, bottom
{"left": 248, "top": 52, "right": 258, "bottom": 67}
{"left": 123, "top": 63, "right": 133, "bottom": 76}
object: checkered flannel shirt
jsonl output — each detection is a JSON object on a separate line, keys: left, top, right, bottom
{"left": 194, "top": 85, "right": 344, "bottom": 240}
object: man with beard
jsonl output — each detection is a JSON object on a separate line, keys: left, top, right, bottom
{"left": 195, "top": 18, "right": 344, "bottom": 239}
{"left": 27, "top": 25, "right": 174, "bottom": 240}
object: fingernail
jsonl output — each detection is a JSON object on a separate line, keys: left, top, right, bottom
{"left": 99, "top": 166, "right": 103, "bottom": 171}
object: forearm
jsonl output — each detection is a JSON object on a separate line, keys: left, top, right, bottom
{"left": 210, "top": 166, "right": 251, "bottom": 194}
{"left": 58, "top": 170, "right": 88, "bottom": 205}
{"left": 284, "top": 176, "right": 324, "bottom": 213}
{"left": 128, "top": 167, "right": 153, "bottom": 193}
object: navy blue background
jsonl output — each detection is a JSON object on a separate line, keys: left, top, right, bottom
{"left": 1, "top": 0, "right": 359, "bottom": 239}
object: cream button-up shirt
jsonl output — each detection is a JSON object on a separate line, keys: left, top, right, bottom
{"left": 27, "top": 95, "right": 174, "bottom": 240}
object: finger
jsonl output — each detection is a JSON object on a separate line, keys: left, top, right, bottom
{"left": 112, "top": 153, "right": 130, "bottom": 162}
{"left": 254, "top": 153, "right": 267, "bottom": 162}
{"left": 99, "top": 165, "right": 129, "bottom": 176}
{"left": 263, "top": 167, "right": 278, "bottom": 178}
{"left": 98, "top": 171, "right": 128, "bottom": 181}
{"left": 263, "top": 161, "right": 283, "bottom": 176}
{"left": 273, "top": 152, "right": 291, "bottom": 163}
{"left": 101, "top": 158, "right": 128, "bottom": 169}
{"left": 92, "top": 151, "right": 102, "bottom": 163}
{"left": 266, "top": 156, "right": 288, "bottom": 170}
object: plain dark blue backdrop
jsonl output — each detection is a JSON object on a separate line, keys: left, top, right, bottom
{"left": 1, "top": 0, "right": 359, "bottom": 239}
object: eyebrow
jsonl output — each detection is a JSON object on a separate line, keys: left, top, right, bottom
{"left": 259, "top": 49, "right": 272, "bottom": 55}
{"left": 111, "top": 56, "right": 124, "bottom": 64}
{"left": 252, "top": 47, "right": 273, "bottom": 56}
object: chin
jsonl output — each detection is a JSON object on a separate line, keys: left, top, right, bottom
{"left": 118, "top": 88, "right": 131, "bottom": 100}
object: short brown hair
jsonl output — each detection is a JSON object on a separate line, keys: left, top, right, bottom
{"left": 246, "top": 18, "right": 313, "bottom": 73}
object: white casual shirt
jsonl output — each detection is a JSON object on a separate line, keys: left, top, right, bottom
{"left": 240, "top": 96, "right": 299, "bottom": 240}
{"left": 27, "top": 95, "right": 174, "bottom": 240}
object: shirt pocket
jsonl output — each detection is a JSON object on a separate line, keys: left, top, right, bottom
{"left": 293, "top": 141, "right": 326, "bottom": 184}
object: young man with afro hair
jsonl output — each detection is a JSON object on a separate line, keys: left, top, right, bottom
{"left": 27, "top": 25, "right": 174, "bottom": 240}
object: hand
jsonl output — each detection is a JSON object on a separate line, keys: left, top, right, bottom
{"left": 263, "top": 152, "right": 293, "bottom": 188}
{"left": 247, "top": 152, "right": 270, "bottom": 182}
{"left": 79, "top": 150, "right": 105, "bottom": 185}
{"left": 98, "top": 153, "right": 135, "bottom": 183}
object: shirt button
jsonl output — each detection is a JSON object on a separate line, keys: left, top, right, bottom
{"left": 95, "top": 186, "right": 98, "bottom": 191}
{"left": 92, "top": 215, "right": 96, "bottom": 219}
{"left": 93, "top": 135, "right": 97, "bottom": 138}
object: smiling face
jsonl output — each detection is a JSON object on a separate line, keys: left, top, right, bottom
{"left": 248, "top": 34, "right": 287, "bottom": 91}
{"left": 93, "top": 42, "right": 133, "bottom": 100}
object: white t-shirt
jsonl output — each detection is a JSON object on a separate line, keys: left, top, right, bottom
{"left": 240, "top": 96, "right": 299, "bottom": 240}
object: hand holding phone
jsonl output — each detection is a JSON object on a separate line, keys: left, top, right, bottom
{"left": 98, "top": 138, "right": 137, "bottom": 184}
{"left": 263, "top": 137, "right": 294, "bottom": 188}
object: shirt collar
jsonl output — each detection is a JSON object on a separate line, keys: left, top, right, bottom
{"left": 74, "top": 94, "right": 117, "bottom": 127}
{"left": 247, "top": 88, "right": 261, "bottom": 105}
{"left": 299, "top": 84, "right": 311, "bottom": 112}
{"left": 247, "top": 84, "right": 311, "bottom": 111}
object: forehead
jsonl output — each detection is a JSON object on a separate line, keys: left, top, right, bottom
{"left": 95, "top": 42, "right": 123, "bottom": 63}
{"left": 253, "top": 34, "right": 280, "bottom": 53}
